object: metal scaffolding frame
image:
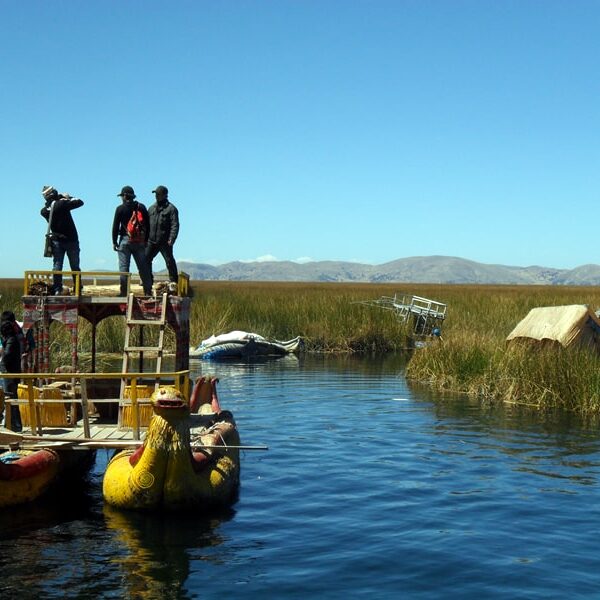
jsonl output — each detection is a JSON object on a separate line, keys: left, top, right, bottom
{"left": 358, "top": 293, "right": 447, "bottom": 335}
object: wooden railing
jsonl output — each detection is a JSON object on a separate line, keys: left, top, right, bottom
{"left": 23, "top": 270, "right": 190, "bottom": 297}
{"left": 1, "top": 370, "right": 190, "bottom": 441}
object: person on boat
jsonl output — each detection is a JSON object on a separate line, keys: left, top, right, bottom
{"left": 145, "top": 185, "right": 179, "bottom": 289}
{"left": 40, "top": 185, "right": 84, "bottom": 295}
{"left": 0, "top": 311, "right": 32, "bottom": 372}
{"left": 0, "top": 320, "right": 23, "bottom": 431}
{"left": 0, "top": 311, "right": 25, "bottom": 354}
{"left": 111, "top": 185, "right": 153, "bottom": 297}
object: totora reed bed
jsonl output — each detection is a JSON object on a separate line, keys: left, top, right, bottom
{"left": 3, "top": 279, "right": 600, "bottom": 416}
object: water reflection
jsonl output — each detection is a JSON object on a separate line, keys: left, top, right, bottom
{"left": 103, "top": 505, "right": 234, "bottom": 599}
{"left": 405, "top": 382, "right": 600, "bottom": 489}
{"left": 190, "top": 352, "right": 409, "bottom": 379}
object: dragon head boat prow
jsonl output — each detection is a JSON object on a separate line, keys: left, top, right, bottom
{"left": 102, "top": 381, "right": 240, "bottom": 511}
{"left": 152, "top": 387, "right": 188, "bottom": 410}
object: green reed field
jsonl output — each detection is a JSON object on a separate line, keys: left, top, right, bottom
{"left": 3, "top": 279, "right": 600, "bottom": 415}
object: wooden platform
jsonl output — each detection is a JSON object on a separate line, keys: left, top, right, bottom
{"left": 9, "top": 269, "right": 193, "bottom": 451}
{"left": 23, "top": 269, "right": 189, "bottom": 298}
{"left": 15, "top": 413, "right": 219, "bottom": 450}
{"left": 14, "top": 422, "right": 145, "bottom": 450}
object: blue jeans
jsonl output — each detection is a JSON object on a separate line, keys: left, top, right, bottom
{"left": 118, "top": 238, "right": 153, "bottom": 295}
{"left": 51, "top": 239, "right": 81, "bottom": 294}
{"left": 1, "top": 377, "right": 22, "bottom": 432}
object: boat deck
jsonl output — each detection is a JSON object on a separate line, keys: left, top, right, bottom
{"left": 1, "top": 371, "right": 192, "bottom": 451}
{"left": 11, "top": 413, "right": 218, "bottom": 450}
{"left": 17, "top": 426, "right": 142, "bottom": 449}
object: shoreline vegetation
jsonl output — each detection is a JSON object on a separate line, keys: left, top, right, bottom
{"left": 3, "top": 279, "right": 600, "bottom": 416}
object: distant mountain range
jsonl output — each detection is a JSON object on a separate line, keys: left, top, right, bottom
{"left": 175, "top": 256, "right": 600, "bottom": 285}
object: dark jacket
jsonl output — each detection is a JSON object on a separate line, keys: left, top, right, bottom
{"left": 0, "top": 325, "right": 21, "bottom": 374}
{"left": 148, "top": 201, "right": 179, "bottom": 245}
{"left": 41, "top": 196, "right": 84, "bottom": 242}
{"left": 112, "top": 200, "right": 150, "bottom": 246}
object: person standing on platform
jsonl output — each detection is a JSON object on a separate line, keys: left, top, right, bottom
{"left": 40, "top": 185, "right": 84, "bottom": 295}
{"left": 146, "top": 185, "right": 179, "bottom": 289}
{"left": 111, "top": 185, "right": 153, "bottom": 296}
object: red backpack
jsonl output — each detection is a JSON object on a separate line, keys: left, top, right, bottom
{"left": 126, "top": 203, "right": 146, "bottom": 243}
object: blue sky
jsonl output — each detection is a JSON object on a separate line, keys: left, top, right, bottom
{"left": 2, "top": 1, "right": 599, "bottom": 277}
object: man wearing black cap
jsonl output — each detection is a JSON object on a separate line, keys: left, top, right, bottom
{"left": 146, "top": 185, "right": 179, "bottom": 286}
{"left": 40, "top": 185, "right": 84, "bottom": 295}
{"left": 112, "top": 186, "right": 153, "bottom": 296}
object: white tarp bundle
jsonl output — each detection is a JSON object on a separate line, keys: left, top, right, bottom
{"left": 506, "top": 305, "right": 600, "bottom": 349}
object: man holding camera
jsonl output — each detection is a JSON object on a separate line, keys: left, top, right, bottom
{"left": 40, "top": 185, "right": 84, "bottom": 295}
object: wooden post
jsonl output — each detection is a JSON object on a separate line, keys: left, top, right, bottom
{"left": 26, "top": 380, "right": 40, "bottom": 435}
{"left": 80, "top": 378, "right": 91, "bottom": 438}
{"left": 91, "top": 320, "right": 97, "bottom": 373}
{"left": 131, "top": 377, "right": 140, "bottom": 441}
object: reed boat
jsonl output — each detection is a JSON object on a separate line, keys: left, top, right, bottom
{"left": 4, "top": 270, "right": 266, "bottom": 511}
{"left": 103, "top": 378, "right": 240, "bottom": 511}
{"left": 0, "top": 440, "right": 96, "bottom": 508}
{"left": 190, "top": 330, "right": 302, "bottom": 359}
{"left": 0, "top": 269, "right": 196, "bottom": 509}
{"left": 0, "top": 447, "right": 60, "bottom": 508}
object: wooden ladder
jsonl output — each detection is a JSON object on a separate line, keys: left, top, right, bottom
{"left": 119, "top": 292, "right": 168, "bottom": 434}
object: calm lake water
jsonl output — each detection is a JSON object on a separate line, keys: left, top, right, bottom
{"left": 1, "top": 355, "right": 600, "bottom": 599}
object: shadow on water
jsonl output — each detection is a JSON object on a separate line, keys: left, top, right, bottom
{"left": 0, "top": 477, "right": 97, "bottom": 541}
{"left": 0, "top": 467, "right": 108, "bottom": 598}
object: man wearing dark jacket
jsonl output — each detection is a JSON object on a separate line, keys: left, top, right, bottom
{"left": 112, "top": 185, "right": 153, "bottom": 296}
{"left": 40, "top": 185, "right": 84, "bottom": 295}
{"left": 146, "top": 185, "right": 179, "bottom": 285}
{"left": 0, "top": 320, "right": 23, "bottom": 431}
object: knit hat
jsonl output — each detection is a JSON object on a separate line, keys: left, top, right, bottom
{"left": 42, "top": 185, "right": 57, "bottom": 198}
{"left": 152, "top": 185, "right": 168, "bottom": 195}
{"left": 117, "top": 185, "right": 136, "bottom": 199}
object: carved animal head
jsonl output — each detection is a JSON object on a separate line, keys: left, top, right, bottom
{"left": 150, "top": 386, "right": 189, "bottom": 420}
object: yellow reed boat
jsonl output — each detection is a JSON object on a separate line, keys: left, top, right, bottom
{"left": 103, "top": 378, "right": 240, "bottom": 511}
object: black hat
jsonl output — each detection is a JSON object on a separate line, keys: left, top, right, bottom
{"left": 152, "top": 185, "right": 168, "bottom": 195}
{"left": 0, "top": 310, "right": 15, "bottom": 323}
{"left": 118, "top": 185, "right": 136, "bottom": 199}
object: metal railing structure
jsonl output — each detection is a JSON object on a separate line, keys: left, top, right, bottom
{"left": 358, "top": 293, "right": 447, "bottom": 336}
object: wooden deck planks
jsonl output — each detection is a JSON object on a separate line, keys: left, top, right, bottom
{"left": 15, "top": 418, "right": 148, "bottom": 449}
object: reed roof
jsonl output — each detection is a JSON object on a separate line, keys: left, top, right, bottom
{"left": 506, "top": 304, "right": 600, "bottom": 349}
